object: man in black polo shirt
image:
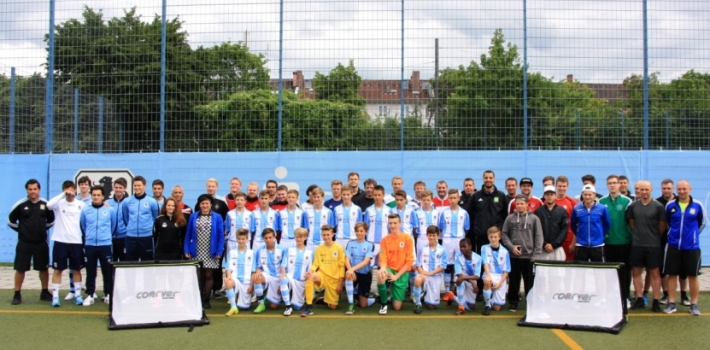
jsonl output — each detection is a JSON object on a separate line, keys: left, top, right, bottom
{"left": 8, "top": 179, "right": 55, "bottom": 305}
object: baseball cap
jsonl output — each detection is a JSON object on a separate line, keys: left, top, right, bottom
{"left": 543, "top": 185, "right": 556, "bottom": 194}
{"left": 582, "top": 184, "right": 596, "bottom": 193}
{"left": 519, "top": 177, "right": 533, "bottom": 186}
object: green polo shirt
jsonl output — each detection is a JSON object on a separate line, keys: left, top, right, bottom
{"left": 599, "top": 194, "right": 632, "bottom": 245}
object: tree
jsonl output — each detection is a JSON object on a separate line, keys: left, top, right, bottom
{"left": 50, "top": 6, "right": 269, "bottom": 152}
{"left": 312, "top": 59, "right": 365, "bottom": 106}
{"left": 194, "top": 90, "right": 381, "bottom": 151}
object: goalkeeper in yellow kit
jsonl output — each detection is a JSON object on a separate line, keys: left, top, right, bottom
{"left": 301, "top": 225, "right": 345, "bottom": 317}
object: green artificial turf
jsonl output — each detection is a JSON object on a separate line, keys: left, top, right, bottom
{"left": 0, "top": 290, "right": 708, "bottom": 350}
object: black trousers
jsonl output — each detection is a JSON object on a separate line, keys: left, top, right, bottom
{"left": 507, "top": 258, "right": 534, "bottom": 305}
{"left": 605, "top": 244, "right": 631, "bottom": 300}
{"left": 84, "top": 245, "right": 113, "bottom": 296}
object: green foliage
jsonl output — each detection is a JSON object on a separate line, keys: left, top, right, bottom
{"left": 313, "top": 60, "right": 365, "bottom": 106}
{"left": 50, "top": 6, "right": 269, "bottom": 152}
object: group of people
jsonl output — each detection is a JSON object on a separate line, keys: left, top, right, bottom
{"left": 7, "top": 171, "right": 704, "bottom": 317}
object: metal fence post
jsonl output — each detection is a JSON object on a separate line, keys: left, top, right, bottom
{"left": 98, "top": 97, "right": 104, "bottom": 153}
{"left": 399, "top": 0, "right": 405, "bottom": 151}
{"left": 46, "top": 0, "right": 55, "bottom": 153}
{"left": 73, "top": 88, "right": 79, "bottom": 152}
{"left": 575, "top": 109, "right": 580, "bottom": 149}
{"left": 277, "top": 0, "right": 284, "bottom": 152}
{"left": 642, "top": 0, "right": 649, "bottom": 150}
{"left": 9, "top": 67, "right": 16, "bottom": 153}
{"left": 522, "top": 0, "right": 529, "bottom": 150}
{"left": 665, "top": 111, "right": 670, "bottom": 149}
{"left": 159, "top": 0, "right": 167, "bottom": 152}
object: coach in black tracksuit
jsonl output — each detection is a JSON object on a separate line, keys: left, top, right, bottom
{"left": 466, "top": 186, "right": 507, "bottom": 251}
{"left": 8, "top": 179, "right": 56, "bottom": 305}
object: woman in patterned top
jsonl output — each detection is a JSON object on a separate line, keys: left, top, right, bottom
{"left": 184, "top": 194, "right": 225, "bottom": 309}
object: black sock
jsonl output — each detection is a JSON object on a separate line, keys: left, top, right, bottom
{"left": 663, "top": 291, "right": 668, "bottom": 297}
{"left": 681, "top": 291, "right": 688, "bottom": 299}
{"left": 42, "top": 288, "right": 49, "bottom": 294}
{"left": 14, "top": 291, "right": 21, "bottom": 297}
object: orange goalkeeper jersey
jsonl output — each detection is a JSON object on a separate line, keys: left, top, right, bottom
{"left": 379, "top": 233, "right": 415, "bottom": 272}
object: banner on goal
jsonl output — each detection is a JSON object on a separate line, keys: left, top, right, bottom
{"left": 518, "top": 261, "right": 627, "bottom": 334}
{"left": 109, "top": 260, "right": 209, "bottom": 330}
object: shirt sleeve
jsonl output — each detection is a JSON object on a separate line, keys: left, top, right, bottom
{"left": 438, "top": 247, "right": 448, "bottom": 269}
{"left": 110, "top": 208, "right": 117, "bottom": 236}
{"left": 454, "top": 254, "right": 462, "bottom": 275}
{"left": 378, "top": 238, "right": 389, "bottom": 270}
{"left": 403, "top": 236, "right": 415, "bottom": 271}
{"left": 464, "top": 211, "right": 470, "bottom": 230}
{"left": 46, "top": 193, "right": 65, "bottom": 211}
{"left": 337, "top": 246, "right": 346, "bottom": 278}
{"left": 473, "top": 255, "right": 482, "bottom": 277}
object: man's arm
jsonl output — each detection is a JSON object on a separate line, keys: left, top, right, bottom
{"left": 500, "top": 217, "right": 514, "bottom": 251}
{"left": 46, "top": 192, "right": 65, "bottom": 210}
{"left": 553, "top": 212, "right": 568, "bottom": 248}
{"left": 531, "top": 217, "right": 544, "bottom": 258}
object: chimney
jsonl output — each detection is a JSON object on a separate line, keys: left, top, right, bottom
{"left": 567, "top": 74, "right": 573, "bottom": 83}
{"left": 411, "top": 71, "right": 420, "bottom": 90}
{"left": 293, "top": 71, "right": 304, "bottom": 89}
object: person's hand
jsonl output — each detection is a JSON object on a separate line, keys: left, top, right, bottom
{"left": 184, "top": 253, "right": 191, "bottom": 259}
{"left": 305, "top": 271, "right": 313, "bottom": 280}
{"left": 492, "top": 282, "right": 500, "bottom": 291}
{"left": 377, "top": 269, "right": 388, "bottom": 281}
{"left": 336, "top": 283, "right": 343, "bottom": 294}
{"left": 513, "top": 245, "right": 522, "bottom": 256}
{"left": 215, "top": 255, "right": 221, "bottom": 259}
{"left": 544, "top": 244, "right": 553, "bottom": 253}
{"left": 345, "top": 269, "right": 356, "bottom": 280}
{"left": 567, "top": 244, "right": 575, "bottom": 254}
{"left": 455, "top": 278, "right": 464, "bottom": 286}
{"left": 387, "top": 271, "right": 398, "bottom": 282}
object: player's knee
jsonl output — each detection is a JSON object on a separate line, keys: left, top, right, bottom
{"left": 426, "top": 304, "right": 436, "bottom": 310}
{"left": 269, "top": 303, "right": 279, "bottom": 310}
{"left": 492, "top": 305, "right": 502, "bottom": 311}
{"left": 327, "top": 304, "right": 338, "bottom": 310}
{"left": 414, "top": 276, "right": 424, "bottom": 286}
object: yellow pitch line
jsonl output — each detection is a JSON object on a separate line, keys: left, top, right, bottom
{"left": 215, "top": 314, "right": 522, "bottom": 319}
{"left": 0, "top": 310, "right": 107, "bottom": 315}
{"left": 0, "top": 309, "right": 707, "bottom": 318}
{"left": 551, "top": 329, "right": 583, "bottom": 350}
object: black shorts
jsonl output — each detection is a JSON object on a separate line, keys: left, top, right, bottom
{"left": 629, "top": 246, "right": 662, "bottom": 269}
{"left": 574, "top": 246, "right": 604, "bottom": 263}
{"left": 663, "top": 246, "right": 701, "bottom": 277}
{"left": 354, "top": 272, "right": 373, "bottom": 297}
{"left": 14, "top": 241, "right": 50, "bottom": 272}
{"left": 52, "top": 242, "right": 85, "bottom": 271}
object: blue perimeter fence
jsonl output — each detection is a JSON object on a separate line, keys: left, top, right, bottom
{"left": 1, "top": 150, "right": 708, "bottom": 264}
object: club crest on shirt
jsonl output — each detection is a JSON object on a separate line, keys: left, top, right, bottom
{"left": 493, "top": 197, "right": 499, "bottom": 203}
{"left": 40, "top": 205, "right": 45, "bottom": 210}
{"left": 102, "top": 210, "right": 108, "bottom": 216}
{"left": 333, "top": 251, "right": 338, "bottom": 257}
{"left": 616, "top": 204, "right": 622, "bottom": 210}
{"left": 362, "top": 247, "right": 367, "bottom": 252}
{"left": 162, "top": 222, "right": 168, "bottom": 228}
{"left": 690, "top": 208, "right": 696, "bottom": 215}
{"left": 143, "top": 202, "right": 149, "bottom": 208}
{"left": 399, "top": 242, "right": 405, "bottom": 248}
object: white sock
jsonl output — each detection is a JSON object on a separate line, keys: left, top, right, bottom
{"left": 73, "top": 282, "right": 82, "bottom": 296}
{"left": 52, "top": 283, "right": 60, "bottom": 298}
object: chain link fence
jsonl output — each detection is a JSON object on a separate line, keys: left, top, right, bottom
{"left": 1, "top": 0, "right": 709, "bottom": 153}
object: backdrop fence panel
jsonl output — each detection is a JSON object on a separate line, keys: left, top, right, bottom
{"left": 0, "top": 150, "right": 708, "bottom": 264}
{"left": 2, "top": 0, "right": 709, "bottom": 153}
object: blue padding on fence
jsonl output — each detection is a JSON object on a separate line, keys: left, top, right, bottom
{"left": 1, "top": 151, "right": 708, "bottom": 264}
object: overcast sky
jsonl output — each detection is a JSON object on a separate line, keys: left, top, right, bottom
{"left": 1, "top": 0, "right": 708, "bottom": 83}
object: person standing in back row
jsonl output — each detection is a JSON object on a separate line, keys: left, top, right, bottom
{"left": 662, "top": 180, "right": 705, "bottom": 316}
{"left": 47, "top": 181, "right": 86, "bottom": 307}
{"left": 122, "top": 176, "right": 159, "bottom": 261}
{"left": 466, "top": 170, "right": 507, "bottom": 299}
{"left": 8, "top": 179, "right": 55, "bottom": 305}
